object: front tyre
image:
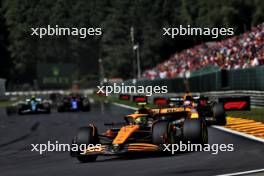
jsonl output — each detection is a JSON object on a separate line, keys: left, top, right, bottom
{"left": 75, "top": 126, "right": 99, "bottom": 163}
{"left": 152, "top": 121, "right": 169, "bottom": 145}
{"left": 213, "top": 103, "right": 226, "bottom": 126}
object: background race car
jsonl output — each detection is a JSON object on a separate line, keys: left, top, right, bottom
{"left": 140, "top": 94, "right": 227, "bottom": 126}
{"left": 192, "top": 95, "right": 227, "bottom": 126}
{"left": 57, "top": 94, "right": 90, "bottom": 112}
{"left": 17, "top": 97, "right": 51, "bottom": 115}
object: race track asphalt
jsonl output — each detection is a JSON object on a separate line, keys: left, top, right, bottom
{"left": 0, "top": 102, "right": 263, "bottom": 176}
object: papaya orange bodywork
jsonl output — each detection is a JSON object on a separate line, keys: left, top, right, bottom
{"left": 112, "top": 125, "right": 140, "bottom": 144}
{"left": 104, "top": 129, "right": 115, "bottom": 138}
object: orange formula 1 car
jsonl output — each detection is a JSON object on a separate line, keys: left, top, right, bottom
{"left": 70, "top": 108, "right": 208, "bottom": 162}
{"left": 146, "top": 93, "right": 227, "bottom": 126}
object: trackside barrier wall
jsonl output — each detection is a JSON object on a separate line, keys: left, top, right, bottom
{"left": 188, "top": 71, "right": 222, "bottom": 92}
{"left": 228, "top": 66, "right": 264, "bottom": 90}
{"left": 112, "top": 66, "right": 264, "bottom": 92}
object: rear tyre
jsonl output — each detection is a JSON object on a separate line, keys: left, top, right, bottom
{"left": 57, "top": 107, "right": 63, "bottom": 112}
{"left": 46, "top": 108, "right": 51, "bottom": 114}
{"left": 18, "top": 109, "right": 24, "bottom": 115}
{"left": 82, "top": 105, "right": 90, "bottom": 112}
{"left": 17, "top": 104, "right": 24, "bottom": 115}
{"left": 75, "top": 126, "right": 99, "bottom": 163}
{"left": 57, "top": 103, "right": 64, "bottom": 113}
{"left": 183, "top": 119, "right": 208, "bottom": 145}
{"left": 43, "top": 103, "right": 51, "bottom": 114}
{"left": 213, "top": 103, "right": 226, "bottom": 126}
{"left": 82, "top": 99, "right": 91, "bottom": 112}
{"left": 6, "top": 106, "right": 16, "bottom": 116}
{"left": 152, "top": 121, "right": 169, "bottom": 145}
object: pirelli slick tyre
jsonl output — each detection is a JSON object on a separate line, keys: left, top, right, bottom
{"left": 43, "top": 103, "right": 51, "bottom": 114}
{"left": 183, "top": 119, "right": 208, "bottom": 145}
{"left": 57, "top": 103, "right": 64, "bottom": 112}
{"left": 75, "top": 126, "right": 99, "bottom": 163}
{"left": 17, "top": 104, "right": 25, "bottom": 115}
{"left": 82, "top": 104, "right": 91, "bottom": 112}
{"left": 213, "top": 103, "right": 227, "bottom": 126}
{"left": 82, "top": 99, "right": 91, "bottom": 112}
{"left": 152, "top": 121, "right": 169, "bottom": 145}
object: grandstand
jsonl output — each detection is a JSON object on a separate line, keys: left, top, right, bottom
{"left": 143, "top": 23, "right": 264, "bottom": 79}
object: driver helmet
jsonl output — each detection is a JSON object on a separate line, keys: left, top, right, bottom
{"left": 183, "top": 100, "right": 191, "bottom": 106}
{"left": 134, "top": 117, "right": 147, "bottom": 125}
{"left": 31, "top": 95, "right": 36, "bottom": 101}
{"left": 168, "top": 102, "right": 176, "bottom": 107}
{"left": 134, "top": 117, "right": 142, "bottom": 124}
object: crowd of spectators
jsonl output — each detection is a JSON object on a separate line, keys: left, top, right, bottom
{"left": 142, "top": 23, "right": 264, "bottom": 79}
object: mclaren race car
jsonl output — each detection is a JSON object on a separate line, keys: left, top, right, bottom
{"left": 57, "top": 94, "right": 90, "bottom": 112}
{"left": 17, "top": 96, "right": 51, "bottom": 115}
{"left": 71, "top": 109, "right": 208, "bottom": 162}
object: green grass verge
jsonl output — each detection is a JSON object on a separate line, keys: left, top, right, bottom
{"left": 0, "top": 100, "right": 12, "bottom": 107}
{"left": 226, "top": 108, "right": 264, "bottom": 122}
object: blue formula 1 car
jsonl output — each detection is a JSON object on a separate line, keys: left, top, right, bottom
{"left": 18, "top": 96, "right": 51, "bottom": 115}
{"left": 57, "top": 94, "right": 90, "bottom": 112}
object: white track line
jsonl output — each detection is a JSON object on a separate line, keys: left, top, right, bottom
{"left": 212, "top": 125, "right": 264, "bottom": 143}
{"left": 216, "top": 168, "right": 264, "bottom": 176}
{"left": 113, "top": 103, "right": 264, "bottom": 176}
{"left": 112, "top": 103, "right": 137, "bottom": 110}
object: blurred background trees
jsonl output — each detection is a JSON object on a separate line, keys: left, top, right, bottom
{"left": 0, "top": 0, "right": 264, "bottom": 86}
